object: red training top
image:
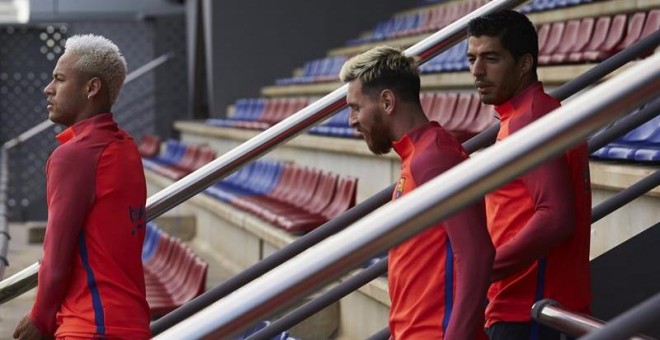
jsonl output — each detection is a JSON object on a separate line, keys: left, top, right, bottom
{"left": 485, "top": 82, "right": 592, "bottom": 327}
{"left": 389, "top": 121, "right": 493, "bottom": 339}
{"left": 29, "top": 113, "right": 150, "bottom": 338}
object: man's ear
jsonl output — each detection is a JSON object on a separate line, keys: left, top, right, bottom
{"left": 381, "top": 89, "right": 396, "bottom": 115}
{"left": 518, "top": 54, "right": 534, "bottom": 80}
{"left": 87, "top": 77, "right": 102, "bottom": 99}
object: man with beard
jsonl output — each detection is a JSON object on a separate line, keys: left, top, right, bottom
{"left": 339, "top": 46, "right": 494, "bottom": 339}
{"left": 467, "top": 10, "right": 592, "bottom": 340}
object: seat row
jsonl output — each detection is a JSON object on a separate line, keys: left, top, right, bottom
{"left": 419, "top": 9, "right": 659, "bottom": 73}
{"left": 520, "top": 0, "right": 594, "bottom": 13}
{"left": 210, "top": 92, "right": 496, "bottom": 142}
{"left": 347, "top": 0, "right": 593, "bottom": 45}
{"left": 142, "top": 139, "right": 217, "bottom": 180}
{"left": 141, "top": 222, "right": 209, "bottom": 317}
{"left": 348, "top": 0, "right": 487, "bottom": 44}
{"left": 308, "top": 107, "right": 360, "bottom": 138}
{"left": 204, "top": 160, "right": 358, "bottom": 234}
{"left": 538, "top": 10, "right": 659, "bottom": 64}
{"left": 423, "top": 91, "right": 497, "bottom": 142}
{"left": 207, "top": 97, "right": 309, "bottom": 130}
{"left": 275, "top": 56, "right": 348, "bottom": 85}
{"left": 591, "top": 105, "right": 660, "bottom": 163}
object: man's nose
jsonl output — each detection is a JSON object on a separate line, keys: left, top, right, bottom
{"left": 348, "top": 109, "right": 358, "bottom": 128}
{"left": 470, "top": 58, "right": 485, "bottom": 78}
{"left": 44, "top": 81, "right": 53, "bottom": 95}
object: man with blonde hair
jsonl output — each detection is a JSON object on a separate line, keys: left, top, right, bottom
{"left": 340, "top": 46, "right": 494, "bottom": 339}
{"left": 13, "top": 34, "right": 150, "bottom": 339}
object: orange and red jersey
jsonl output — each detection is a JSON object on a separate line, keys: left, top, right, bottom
{"left": 29, "top": 113, "right": 150, "bottom": 338}
{"left": 485, "top": 82, "right": 592, "bottom": 327}
{"left": 389, "top": 121, "right": 493, "bottom": 339}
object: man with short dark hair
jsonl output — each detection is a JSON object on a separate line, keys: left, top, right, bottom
{"left": 340, "top": 45, "right": 494, "bottom": 339}
{"left": 467, "top": 10, "right": 592, "bottom": 340}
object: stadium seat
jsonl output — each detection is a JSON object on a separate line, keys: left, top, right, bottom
{"left": 138, "top": 134, "right": 161, "bottom": 158}
{"left": 614, "top": 12, "right": 647, "bottom": 53}
{"left": 569, "top": 16, "right": 612, "bottom": 62}
{"left": 549, "top": 19, "right": 581, "bottom": 64}
{"left": 582, "top": 14, "right": 626, "bottom": 61}
{"left": 538, "top": 21, "right": 566, "bottom": 64}
{"left": 428, "top": 92, "right": 458, "bottom": 127}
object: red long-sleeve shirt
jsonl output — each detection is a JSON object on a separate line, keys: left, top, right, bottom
{"left": 29, "top": 113, "right": 150, "bottom": 338}
{"left": 485, "top": 82, "right": 592, "bottom": 327}
{"left": 389, "top": 121, "right": 494, "bottom": 339}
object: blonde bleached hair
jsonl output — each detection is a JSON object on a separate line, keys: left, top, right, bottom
{"left": 339, "top": 46, "right": 421, "bottom": 102}
{"left": 64, "top": 34, "right": 127, "bottom": 105}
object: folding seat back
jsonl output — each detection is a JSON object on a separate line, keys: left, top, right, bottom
{"left": 305, "top": 172, "right": 339, "bottom": 215}
{"left": 432, "top": 92, "right": 458, "bottom": 126}
{"left": 555, "top": 19, "right": 581, "bottom": 55}
{"left": 639, "top": 9, "right": 659, "bottom": 41}
{"left": 584, "top": 16, "right": 612, "bottom": 52}
{"left": 599, "top": 14, "right": 627, "bottom": 52}
{"left": 445, "top": 93, "right": 472, "bottom": 131}
{"left": 322, "top": 176, "right": 358, "bottom": 220}
{"left": 290, "top": 167, "right": 321, "bottom": 208}
{"left": 617, "top": 12, "right": 647, "bottom": 49}
{"left": 459, "top": 93, "right": 483, "bottom": 132}
{"left": 537, "top": 24, "right": 551, "bottom": 52}
{"left": 539, "top": 22, "right": 566, "bottom": 64}
{"left": 420, "top": 92, "right": 436, "bottom": 115}
{"left": 268, "top": 163, "right": 296, "bottom": 201}
{"left": 572, "top": 17, "right": 596, "bottom": 54}
{"left": 178, "top": 144, "right": 201, "bottom": 172}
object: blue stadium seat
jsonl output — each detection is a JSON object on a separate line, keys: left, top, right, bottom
{"left": 308, "top": 108, "right": 360, "bottom": 138}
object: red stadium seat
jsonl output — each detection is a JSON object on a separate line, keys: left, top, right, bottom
{"left": 550, "top": 19, "right": 582, "bottom": 64}
{"left": 538, "top": 22, "right": 566, "bottom": 65}
{"left": 569, "top": 16, "right": 612, "bottom": 62}
{"left": 138, "top": 134, "right": 161, "bottom": 158}
{"left": 428, "top": 92, "right": 458, "bottom": 127}
{"left": 582, "top": 14, "right": 626, "bottom": 61}
{"left": 616, "top": 12, "right": 647, "bottom": 50}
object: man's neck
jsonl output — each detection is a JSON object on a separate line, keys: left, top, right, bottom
{"left": 390, "top": 106, "right": 429, "bottom": 142}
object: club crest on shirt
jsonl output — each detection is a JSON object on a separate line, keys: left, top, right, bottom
{"left": 129, "top": 205, "right": 145, "bottom": 236}
{"left": 394, "top": 177, "right": 405, "bottom": 200}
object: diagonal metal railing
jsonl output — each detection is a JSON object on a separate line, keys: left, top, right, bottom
{"left": 0, "top": 149, "right": 9, "bottom": 279}
{"left": 154, "top": 50, "right": 659, "bottom": 340}
{"left": 150, "top": 29, "right": 660, "bottom": 335}
{"left": 0, "top": 52, "right": 173, "bottom": 284}
{"left": 251, "top": 141, "right": 660, "bottom": 340}
{"left": 532, "top": 288, "right": 660, "bottom": 339}
{"left": 0, "top": 0, "right": 530, "bottom": 307}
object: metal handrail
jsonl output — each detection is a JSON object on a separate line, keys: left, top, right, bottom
{"left": 252, "top": 146, "right": 660, "bottom": 340}
{"left": 532, "top": 298, "right": 655, "bottom": 340}
{"left": 0, "top": 148, "right": 9, "bottom": 279}
{"left": 0, "top": 52, "right": 173, "bottom": 300}
{"left": 154, "top": 49, "right": 659, "bottom": 340}
{"left": 579, "top": 290, "right": 660, "bottom": 340}
{"left": 150, "top": 28, "right": 660, "bottom": 335}
{"left": 592, "top": 171, "right": 660, "bottom": 223}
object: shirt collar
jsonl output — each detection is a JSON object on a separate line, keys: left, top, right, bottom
{"left": 55, "top": 113, "right": 114, "bottom": 144}
{"left": 392, "top": 121, "right": 438, "bottom": 160}
{"left": 494, "top": 82, "right": 544, "bottom": 121}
